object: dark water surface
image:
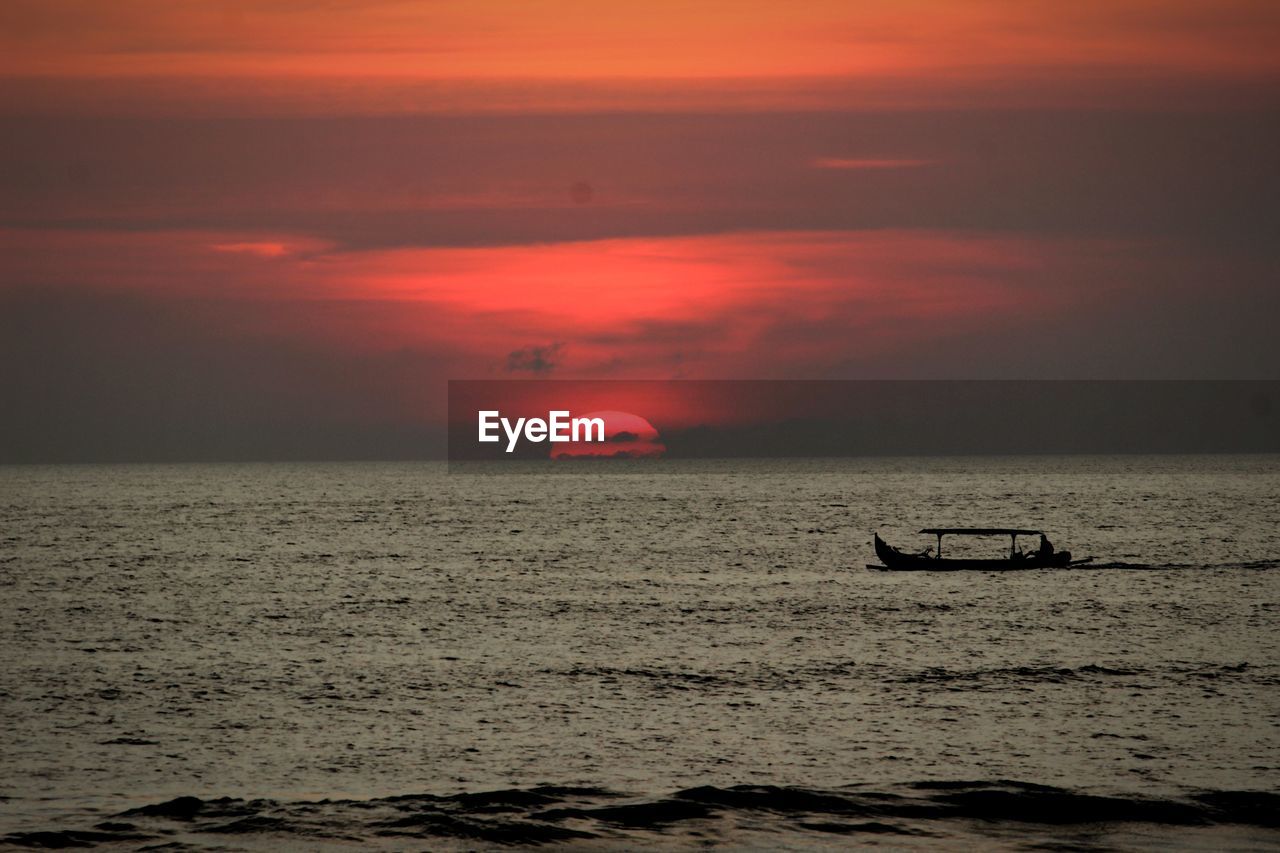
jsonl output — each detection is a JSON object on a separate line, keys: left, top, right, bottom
{"left": 1, "top": 456, "right": 1277, "bottom": 849}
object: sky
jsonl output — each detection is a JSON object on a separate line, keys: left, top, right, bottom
{"left": 2, "top": 1, "right": 1279, "bottom": 461}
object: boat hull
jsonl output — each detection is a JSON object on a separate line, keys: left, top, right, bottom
{"left": 870, "top": 533, "right": 1079, "bottom": 571}
{"left": 865, "top": 558, "right": 1066, "bottom": 571}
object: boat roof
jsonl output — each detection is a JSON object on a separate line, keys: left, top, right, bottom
{"left": 920, "top": 528, "right": 1042, "bottom": 536}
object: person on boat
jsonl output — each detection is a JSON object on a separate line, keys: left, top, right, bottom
{"left": 1036, "top": 535, "right": 1055, "bottom": 559}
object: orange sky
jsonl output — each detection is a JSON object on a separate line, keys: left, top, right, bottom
{"left": 0, "top": 224, "right": 1200, "bottom": 384}
{"left": 2, "top": 0, "right": 1278, "bottom": 112}
{"left": 1, "top": 1, "right": 1277, "bottom": 459}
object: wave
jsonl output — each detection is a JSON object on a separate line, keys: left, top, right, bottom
{"left": 895, "top": 661, "right": 1265, "bottom": 688}
{"left": 542, "top": 661, "right": 1270, "bottom": 693}
{"left": 5, "top": 781, "right": 1276, "bottom": 848}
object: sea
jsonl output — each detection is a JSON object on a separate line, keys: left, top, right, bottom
{"left": 1, "top": 455, "right": 1277, "bottom": 850}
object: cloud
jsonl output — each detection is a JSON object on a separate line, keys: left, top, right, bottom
{"left": 1, "top": 111, "right": 1275, "bottom": 254}
{"left": 212, "top": 240, "right": 301, "bottom": 257}
{"left": 811, "top": 158, "right": 936, "bottom": 170}
{"left": 505, "top": 342, "right": 564, "bottom": 375}
{"left": 4, "top": 222, "right": 1278, "bottom": 460}
{"left": 2, "top": 1, "right": 1278, "bottom": 113}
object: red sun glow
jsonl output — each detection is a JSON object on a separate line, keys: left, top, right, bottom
{"left": 552, "top": 410, "right": 665, "bottom": 459}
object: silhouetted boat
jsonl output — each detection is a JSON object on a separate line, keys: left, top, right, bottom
{"left": 869, "top": 528, "right": 1093, "bottom": 571}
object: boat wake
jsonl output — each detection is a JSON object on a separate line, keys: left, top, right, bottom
{"left": 1080, "top": 560, "right": 1280, "bottom": 571}
{"left": 6, "top": 780, "right": 1277, "bottom": 849}
{"left": 868, "top": 560, "right": 1280, "bottom": 571}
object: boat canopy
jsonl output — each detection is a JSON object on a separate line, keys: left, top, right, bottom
{"left": 919, "top": 528, "right": 1042, "bottom": 536}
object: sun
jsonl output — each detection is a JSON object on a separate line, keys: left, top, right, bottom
{"left": 551, "top": 410, "right": 665, "bottom": 459}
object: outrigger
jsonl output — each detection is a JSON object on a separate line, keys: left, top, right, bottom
{"left": 869, "top": 528, "right": 1094, "bottom": 571}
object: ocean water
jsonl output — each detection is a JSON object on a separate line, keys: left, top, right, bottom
{"left": 1, "top": 455, "right": 1277, "bottom": 850}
